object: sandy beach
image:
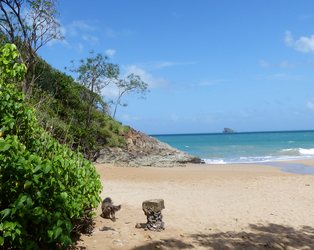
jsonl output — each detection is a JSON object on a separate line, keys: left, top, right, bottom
{"left": 76, "top": 161, "right": 314, "bottom": 249}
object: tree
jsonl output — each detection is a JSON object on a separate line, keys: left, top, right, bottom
{"left": 70, "top": 51, "right": 119, "bottom": 126}
{"left": 0, "top": 0, "right": 63, "bottom": 93}
{"left": 112, "top": 73, "right": 148, "bottom": 118}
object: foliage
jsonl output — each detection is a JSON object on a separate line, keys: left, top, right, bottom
{"left": 71, "top": 51, "right": 119, "bottom": 95}
{"left": 29, "top": 57, "right": 128, "bottom": 158}
{"left": 69, "top": 51, "right": 119, "bottom": 127}
{"left": 0, "top": 0, "right": 63, "bottom": 93}
{"left": 0, "top": 44, "right": 102, "bottom": 248}
{"left": 112, "top": 73, "right": 148, "bottom": 118}
{"left": 71, "top": 51, "right": 148, "bottom": 119}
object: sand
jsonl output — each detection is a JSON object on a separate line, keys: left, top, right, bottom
{"left": 75, "top": 161, "right": 314, "bottom": 249}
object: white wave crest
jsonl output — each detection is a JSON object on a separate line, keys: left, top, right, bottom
{"left": 281, "top": 148, "right": 314, "bottom": 156}
{"left": 203, "top": 159, "right": 226, "bottom": 164}
{"left": 299, "top": 148, "right": 314, "bottom": 155}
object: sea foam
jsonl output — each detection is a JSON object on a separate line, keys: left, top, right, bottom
{"left": 203, "top": 159, "right": 226, "bottom": 164}
{"left": 281, "top": 148, "right": 314, "bottom": 156}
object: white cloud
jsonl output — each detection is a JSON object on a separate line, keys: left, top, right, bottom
{"left": 138, "top": 61, "right": 197, "bottom": 70}
{"left": 105, "top": 49, "right": 116, "bottom": 58}
{"left": 256, "top": 72, "right": 305, "bottom": 82}
{"left": 101, "top": 65, "right": 168, "bottom": 101}
{"left": 124, "top": 65, "right": 168, "bottom": 88}
{"left": 66, "top": 20, "right": 96, "bottom": 36}
{"left": 102, "top": 82, "right": 119, "bottom": 99}
{"left": 101, "top": 64, "right": 168, "bottom": 99}
{"left": 307, "top": 99, "right": 314, "bottom": 111}
{"left": 258, "top": 59, "right": 294, "bottom": 69}
{"left": 170, "top": 113, "right": 179, "bottom": 122}
{"left": 285, "top": 30, "right": 314, "bottom": 53}
{"left": 105, "top": 28, "right": 134, "bottom": 38}
{"left": 119, "top": 114, "right": 141, "bottom": 122}
{"left": 259, "top": 59, "right": 270, "bottom": 68}
{"left": 196, "top": 79, "right": 223, "bottom": 87}
{"left": 189, "top": 79, "right": 224, "bottom": 88}
{"left": 284, "top": 30, "right": 294, "bottom": 47}
{"left": 279, "top": 60, "right": 294, "bottom": 69}
{"left": 82, "top": 34, "right": 99, "bottom": 44}
{"left": 77, "top": 43, "right": 84, "bottom": 53}
{"left": 152, "top": 61, "right": 197, "bottom": 69}
{"left": 48, "top": 20, "right": 98, "bottom": 48}
{"left": 299, "top": 14, "right": 313, "bottom": 21}
{"left": 46, "top": 20, "right": 69, "bottom": 47}
{"left": 47, "top": 37, "right": 70, "bottom": 47}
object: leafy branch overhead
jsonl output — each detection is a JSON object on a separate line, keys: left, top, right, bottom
{"left": 0, "top": 0, "right": 63, "bottom": 92}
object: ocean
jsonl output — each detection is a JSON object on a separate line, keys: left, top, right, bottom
{"left": 153, "top": 130, "right": 314, "bottom": 164}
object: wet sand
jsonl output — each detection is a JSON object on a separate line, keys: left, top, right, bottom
{"left": 75, "top": 160, "right": 314, "bottom": 249}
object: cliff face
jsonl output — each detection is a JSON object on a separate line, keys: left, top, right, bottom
{"left": 96, "top": 128, "right": 201, "bottom": 167}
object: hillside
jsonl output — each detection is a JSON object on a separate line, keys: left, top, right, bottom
{"left": 28, "top": 58, "right": 200, "bottom": 165}
{"left": 27, "top": 58, "right": 128, "bottom": 159}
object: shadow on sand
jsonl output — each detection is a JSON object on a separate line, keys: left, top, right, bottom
{"left": 132, "top": 223, "right": 314, "bottom": 249}
{"left": 131, "top": 238, "right": 194, "bottom": 250}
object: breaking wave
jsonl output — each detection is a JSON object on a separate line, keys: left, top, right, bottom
{"left": 203, "top": 148, "right": 314, "bottom": 164}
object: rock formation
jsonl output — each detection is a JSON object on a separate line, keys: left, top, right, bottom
{"left": 223, "top": 128, "right": 235, "bottom": 133}
{"left": 96, "top": 128, "right": 201, "bottom": 167}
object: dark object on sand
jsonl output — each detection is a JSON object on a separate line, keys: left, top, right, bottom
{"left": 136, "top": 199, "right": 165, "bottom": 231}
{"left": 100, "top": 197, "right": 121, "bottom": 221}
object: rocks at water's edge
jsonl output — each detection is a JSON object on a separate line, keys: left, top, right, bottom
{"left": 96, "top": 128, "right": 201, "bottom": 167}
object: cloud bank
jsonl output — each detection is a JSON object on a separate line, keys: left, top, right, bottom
{"left": 285, "top": 30, "right": 314, "bottom": 53}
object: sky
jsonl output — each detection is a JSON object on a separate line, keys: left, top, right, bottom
{"left": 40, "top": 0, "right": 314, "bottom": 135}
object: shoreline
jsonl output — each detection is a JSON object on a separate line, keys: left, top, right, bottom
{"left": 76, "top": 160, "right": 314, "bottom": 249}
{"left": 202, "top": 156, "right": 314, "bottom": 165}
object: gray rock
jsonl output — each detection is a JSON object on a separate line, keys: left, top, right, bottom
{"left": 96, "top": 128, "right": 201, "bottom": 167}
{"left": 142, "top": 199, "right": 165, "bottom": 214}
{"left": 140, "top": 199, "right": 165, "bottom": 231}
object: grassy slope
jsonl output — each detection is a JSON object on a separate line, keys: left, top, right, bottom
{"left": 27, "top": 58, "right": 129, "bottom": 159}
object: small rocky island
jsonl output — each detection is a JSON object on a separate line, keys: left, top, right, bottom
{"left": 96, "top": 128, "right": 201, "bottom": 167}
{"left": 223, "top": 128, "right": 235, "bottom": 133}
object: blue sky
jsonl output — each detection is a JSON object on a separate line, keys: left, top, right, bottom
{"left": 40, "top": 0, "right": 314, "bottom": 134}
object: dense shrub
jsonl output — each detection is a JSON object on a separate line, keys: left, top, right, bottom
{"left": 0, "top": 44, "right": 102, "bottom": 248}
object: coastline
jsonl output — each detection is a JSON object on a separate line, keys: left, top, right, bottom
{"left": 76, "top": 160, "right": 314, "bottom": 249}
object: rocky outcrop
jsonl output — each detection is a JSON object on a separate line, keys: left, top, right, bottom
{"left": 223, "top": 128, "right": 235, "bottom": 133}
{"left": 96, "top": 128, "right": 201, "bottom": 167}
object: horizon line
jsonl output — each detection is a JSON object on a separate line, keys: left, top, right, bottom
{"left": 150, "top": 129, "right": 314, "bottom": 137}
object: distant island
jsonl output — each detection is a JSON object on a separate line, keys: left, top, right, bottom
{"left": 223, "top": 128, "right": 235, "bottom": 133}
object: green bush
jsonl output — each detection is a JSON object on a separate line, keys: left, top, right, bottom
{"left": 0, "top": 44, "right": 102, "bottom": 248}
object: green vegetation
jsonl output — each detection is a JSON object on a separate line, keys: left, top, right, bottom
{"left": 0, "top": 1, "right": 146, "bottom": 247}
{"left": 28, "top": 56, "right": 128, "bottom": 159}
{"left": 0, "top": 44, "right": 102, "bottom": 248}
{"left": 0, "top": 0, "right": 63, "bottom": 94}
{"left": 0, "top": 0, "right": 145, "bottom": 157}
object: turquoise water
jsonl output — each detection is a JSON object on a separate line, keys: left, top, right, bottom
{"left": 153, "top": 130, "right": 314, "bottom": 164}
